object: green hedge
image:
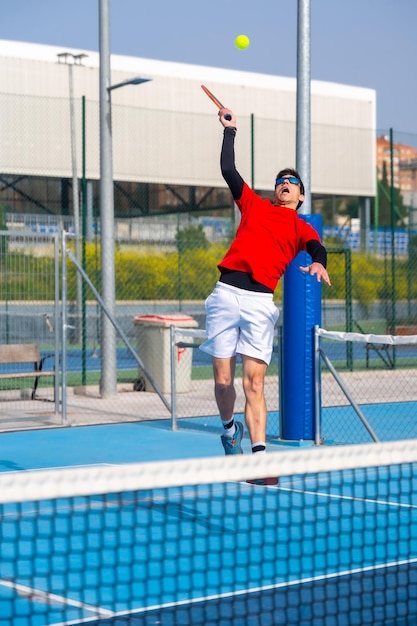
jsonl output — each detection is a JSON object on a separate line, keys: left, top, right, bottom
{"left": 323, "top": 252, "right": 416, "bottom": 306}
{"left": 66, "top": 243, "right": 227, "bottom": 301}
{"left": 2, "top": 240, "right": 416, "bottom": 308}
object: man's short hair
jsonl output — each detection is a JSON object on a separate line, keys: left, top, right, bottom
{"left": 275, "top": 168, "right": 305, "bottom": 209}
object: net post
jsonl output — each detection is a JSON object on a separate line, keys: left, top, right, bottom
{"left": 278, "top": 324, "right": 284, "bottom": 438}
{"left": 281, "top": 214, "right": 322, "bottom": 443}
{"left": 313, "top": 324, "right": 322, "bottom": 445}
{"left": 170, "top": 324, "right": 177, "bottom": 430}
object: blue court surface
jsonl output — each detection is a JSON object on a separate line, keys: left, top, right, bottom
{"left": 1, "top": 421, "right": 417, "bottom": 625}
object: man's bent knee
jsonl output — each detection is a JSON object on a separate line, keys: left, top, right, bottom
{"left": 215, "top": 381, "right": 235, "bottom": 396}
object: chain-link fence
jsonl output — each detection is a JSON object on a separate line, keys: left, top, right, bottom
{"left": 0, "top": 229, "right": 281, "bottom": 433}
{"left": 62, "top": 227, "right": 281, "bottom": 435}
{"left": 1, "top": 227, "right": 417, "bottom": 445}
{"left": 0, "top": 231, "right": 60, "bottom": 428}
{"left": 1, "top": 93, "right": 417, "bottom": 441}
{"left": 317, "top": 327, "right": 417, "bottom": 445}
{"left": 321, "top": 128, "right": 417, "bottom": 345}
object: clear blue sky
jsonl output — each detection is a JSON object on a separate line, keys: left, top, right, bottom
{"left": 1, "top": 0, "right": 416, "bottom": 135}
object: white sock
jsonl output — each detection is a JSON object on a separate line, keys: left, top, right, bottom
{"left": 252, "top": 442, "right": 266, "bottom": 454}
{"left": 221, "top": 419, "right": 236, "bottom": 438}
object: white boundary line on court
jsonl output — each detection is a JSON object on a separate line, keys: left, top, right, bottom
{"left": 0, "top": 578, "right": 113, "bottom": 617}
{"left": 56, "top": 557, "right": 417, "bottom": 625}
{"left": 278, "top": 486, "right": 417, "bottom": 509}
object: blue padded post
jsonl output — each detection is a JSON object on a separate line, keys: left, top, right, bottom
{"left": 281, "top": 214, "right": 322, "bottom": 441}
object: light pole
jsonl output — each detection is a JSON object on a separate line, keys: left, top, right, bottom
{"left": 296, "top": 0, "right": 311, "bottom": 215}
{"left": 99, "top": 0, "right": 151, "bottom": 396}
{"left": 58, "top": 51, "right": 88, "bottom": 343}
{"left": 108, "top": 77, "right": 151, "bottom": 92}
{"left": 281, "top": 0, "right": 320, "bottom": 444}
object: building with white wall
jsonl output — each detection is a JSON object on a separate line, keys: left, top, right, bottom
{"left": 0, "top": 39, "right": 376, "bottom": 220}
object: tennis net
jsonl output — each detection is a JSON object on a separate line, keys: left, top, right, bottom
{"left": 317, "top": 327, "right": 417, "bottom": 445}
{"left": 1, "top": 440, "right": 417, "bottom": 625}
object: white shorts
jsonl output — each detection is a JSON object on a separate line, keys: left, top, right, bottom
{"left": 200, "top": 282, "right": 280, "bottom": 365}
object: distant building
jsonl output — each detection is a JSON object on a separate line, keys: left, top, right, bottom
{"left": 376, "top": 135, "right": 417, "bottom": 207}
{"left": 0, "top": 39, "right": 376, "bottom": 223}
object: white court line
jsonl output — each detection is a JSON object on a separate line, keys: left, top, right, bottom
{"left": 0, "top": 578, "right": 113, "bottom": 617}
{"left": 238, "top": 473, "right": 417, "bottom": 510}
{"left": 53, "top": 557, "right": 417, "bottom": 625}
{"left": 278, "top": 485, "right": 417, "bottom": 509}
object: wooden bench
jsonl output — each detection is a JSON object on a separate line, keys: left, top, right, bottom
{"left": 365, "top": 325, "right": 417, "bottom": 369}
{"left": 0, "top": 344, "right": 56, "bottom": 400}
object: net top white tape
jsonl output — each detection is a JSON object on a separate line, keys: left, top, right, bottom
{"left": 1, "top": 439, "right": 417, "bottom": 505}
{"left": 318, "top": 328, "right": 417, "bottom": 345}
{"left": 174, "top": 328, "right": 207, "bottom": 339}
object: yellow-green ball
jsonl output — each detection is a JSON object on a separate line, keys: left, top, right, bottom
{"left": 235, "top": 34, "right": 250, "bottom": 50}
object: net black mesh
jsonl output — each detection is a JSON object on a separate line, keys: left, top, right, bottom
{"left": 1, "top": 444, "right": 417, "bottom": 625}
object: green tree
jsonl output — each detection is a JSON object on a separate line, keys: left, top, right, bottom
{"left": 175, "top": 223, "right": 209, "bottom": 252}
{"left": 0, "top": 206, "right": 8, "bottom": 260}
{"left": 376, "top": 162, "right": 406, "bottom": 227}
{"left": 409, "top": 234, "right": 417, "bottom": 264}
{"left": 0, "top": 206, "right": 7, "bottom": 231}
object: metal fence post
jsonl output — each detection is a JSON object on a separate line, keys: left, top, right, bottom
{"left": 61, "top": 231, "right": 68, "bottom": 424}
{"left": 53, "top": 233, "right": 61, "bottom": 418}
{"left": 170, "top": 325, "right": 177, "bottom": 431}
{"left": 314, "top": 325, "right": 321, "bottom": 445}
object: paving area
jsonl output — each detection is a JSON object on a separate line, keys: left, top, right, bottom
{"left": 0, "top": 368, "right": 416, "bottom": 434}
{"left": 0, "top": 375, "right": 275, "bottom": 431}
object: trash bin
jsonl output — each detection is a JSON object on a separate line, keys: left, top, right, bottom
{"left": 133, "top": 314, "right": 198, "bottom": 393}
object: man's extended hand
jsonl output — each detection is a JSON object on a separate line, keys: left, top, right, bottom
{"left": 218, "top": 107, "right": 236, "bottom": 128}
{"left": 299, "top": 262, "right": 331, "bottom": 285}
